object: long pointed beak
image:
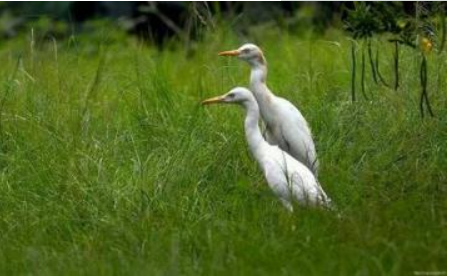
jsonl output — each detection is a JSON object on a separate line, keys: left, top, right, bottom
{"left": 218, "top": 50, "right": 240, "bottom": 56}
{"left": 201, "top": 95, "right": 226, "bottom": 105}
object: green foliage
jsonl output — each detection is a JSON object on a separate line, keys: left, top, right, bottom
{"left": 345, "top": 2, "right": 446, "bottom": 103}
{"left": 344, "top": 3, "right": 380, "bottom": 39}
{"left": 345, "top": 2, "right": 446, "bottom": 47}
{"left": 0, "top": 22, "right": 446, "bottom": 275}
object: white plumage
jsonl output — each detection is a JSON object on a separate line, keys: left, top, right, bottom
{"left": 219, "top": 44, "right": 319, "bottom": 177}
{"left": 202, "top": 87, "right": 330, "bottom": 211}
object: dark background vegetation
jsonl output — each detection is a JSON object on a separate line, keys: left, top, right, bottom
{"left": 0, "top": 2, "right": 445, "bottom": 43}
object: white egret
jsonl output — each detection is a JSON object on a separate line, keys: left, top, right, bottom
{"left": 219, "top": 44, "right": 319, "bottom": 177}
{"left": 202, "top": 87, "right": 331, "bottom": 211}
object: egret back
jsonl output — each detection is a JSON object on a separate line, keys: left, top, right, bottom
{"left": 264, "top": 96, "right": 319, "bottom": 176}
{"left": 248, "top": 61, "right": 319, "bottom": 177}
{"left": 259, "top": 144, "right": 327, "bottom": 206}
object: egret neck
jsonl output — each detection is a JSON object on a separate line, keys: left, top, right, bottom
{"left": 248, "top": 58, "right": 276, "bottom": 124}
{"left": 243, "top": 100, "right": 268, "bottom": 163}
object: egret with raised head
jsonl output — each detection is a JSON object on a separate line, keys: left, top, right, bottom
{"left": 219, "top": 44, "right": 319, "bottom": 177}
{"left": 202, "top": 87, "right": 330, "bottom": 211}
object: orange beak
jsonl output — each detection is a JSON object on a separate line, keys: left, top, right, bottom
{"left": 218, "top": 50, "right": 240, "bottom": 57}
{"left": 201, "top": 95, "right": 226, "bottom": 105}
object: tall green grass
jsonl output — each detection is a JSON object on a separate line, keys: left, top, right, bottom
{"left": 0, "top": 22, "right": 446, "bottom": 275}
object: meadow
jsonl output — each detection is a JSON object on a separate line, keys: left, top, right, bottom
{"left": 0, "top": 21, "right": 446, "bottom": 275}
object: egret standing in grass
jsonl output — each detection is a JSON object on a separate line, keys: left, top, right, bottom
{"left": 219, "top": 44, "right": 319, "bottom": 177}
{"left": 202, "top": 87, "right": 330, "bottom": 211}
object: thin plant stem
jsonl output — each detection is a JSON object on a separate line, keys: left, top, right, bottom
{"left": 375, "top": 47, "right": 390, "bottom": 87}
{"left": 394, "top": 41, "right": 399, "bottom": 91}
{"left": 361, "top": 40, "right": 369, "bottom": 100}
{"left": 351, "top": 41, "right": 356, "bottom": 102}
{"left": 368, "top": 39, "right": 378, "bottom": 84}
{"left": 420, "top": 54, "right": 434, "bottom": 118}
{"left": 439, "top": 14, "right": 446, "bottom": 53}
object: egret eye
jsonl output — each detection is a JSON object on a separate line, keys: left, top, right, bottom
{"left": 228, "top": 93, "right": 236, "bottom": 98}
{"left": 241, "top": 48, "right": 250, "bottom": 54}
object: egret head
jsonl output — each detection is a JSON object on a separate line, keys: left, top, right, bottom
{"left": 201, "top": 87, "right": 255, "bottom": 107}
{"left": 218, "top": 44, "right": 265, "bottom": 67}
